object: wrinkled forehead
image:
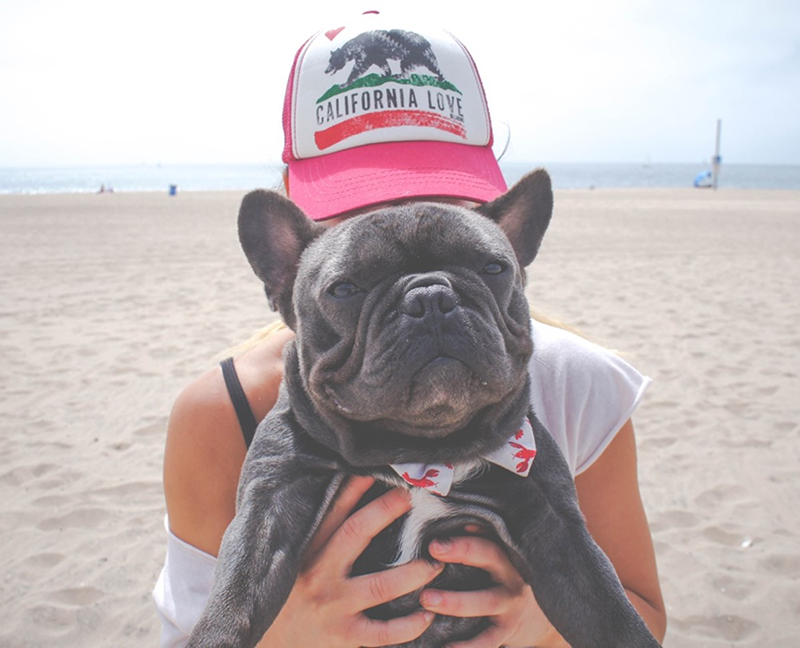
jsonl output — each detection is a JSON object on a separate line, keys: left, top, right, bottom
{"left": 302, "top": 204, "right": 514, "bottom": 280}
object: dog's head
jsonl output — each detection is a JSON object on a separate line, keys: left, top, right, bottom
{"left": 239, "top": 170, "right": 553, "bottom": 465}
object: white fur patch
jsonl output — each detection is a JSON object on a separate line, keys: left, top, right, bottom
{"left": 388, "top": 459, "right": 485, "bottom": 566}
{"left": 394, "top": 488, "right": 451, "bottom": 566}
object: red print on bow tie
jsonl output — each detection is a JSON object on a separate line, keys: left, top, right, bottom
{"left": 402, "top": 468, "right": 440, "bottom": 489}
{"left": 509, "top": 442, "right": 537, "bottom": 474}
{"left": 515, "top": 428, "right": 524, "bottom": 440}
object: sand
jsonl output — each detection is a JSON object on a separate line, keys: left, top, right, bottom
{"left": 0, "top": 186, "right": 798, "bottom": 647}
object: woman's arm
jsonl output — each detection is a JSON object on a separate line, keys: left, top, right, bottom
{"left": 574, "top": 419, "right": 667, "bottom": 641}
{"left": 419, "top": 419, "right": 667, "bottom": 647}
{"left": 163, "top": 368, "right": 248, "bottom": 557}
{"left": 163, "top": 327, "right": 292, "bottom": 556}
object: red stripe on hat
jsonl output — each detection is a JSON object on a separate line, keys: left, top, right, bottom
{"left": 314, "top": 111, "right": 467, "bottom": 150}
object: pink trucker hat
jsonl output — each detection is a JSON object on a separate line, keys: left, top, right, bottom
{"left": 282, "top": 11, "right": 507, "bottom": 221}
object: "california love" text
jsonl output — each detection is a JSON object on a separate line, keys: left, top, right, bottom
{"left": 316, "top": 87, "right": 464, "bottom": 126}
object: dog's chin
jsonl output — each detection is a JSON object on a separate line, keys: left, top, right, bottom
{"left": 381, "top": 357, "right": 485, "bottom": 437}
{"left": 407, "top": 356, "right": 473, "bottom": 415}
{"left": 323, "top": 356, "right": 488, "bottom": 438}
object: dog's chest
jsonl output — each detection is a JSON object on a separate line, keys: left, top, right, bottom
{"left": 372, "top": 461, "right": 485, "bottom": 566}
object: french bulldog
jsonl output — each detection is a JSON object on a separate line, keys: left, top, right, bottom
{"left": 187, "top": 170, "right": 661, "bottom": 647}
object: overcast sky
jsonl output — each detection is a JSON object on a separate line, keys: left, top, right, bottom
{"left": 1, "top": 0, "right": 798, "bottom": 167}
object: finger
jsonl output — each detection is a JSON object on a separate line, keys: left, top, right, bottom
{"left": 356, "top": 609, "right": 435, "bottom": 647}
{"left": 322, "top": 486, "right": 412, "bottom": 574}
{"left": 420, "top": 586, "right": 510, "bottom": 618}
{"left": 445, "top": 622, "right": 510, "bottom": 648}
{"left": 428, "top": 536, "right": 524, "bottom": 586}
{"left": 351, "top": 560, "right": 444, "bottom": 608}
{"left": 304, "top": 475, "right": 375, "bottom": 564}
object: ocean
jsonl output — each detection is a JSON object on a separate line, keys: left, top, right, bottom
{"left": 1, "top": 162, "right": 798, "bottom": 195}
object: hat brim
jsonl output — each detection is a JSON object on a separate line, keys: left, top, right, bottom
{"left": 287, "top": 140, "right": 507, "bottom": 221}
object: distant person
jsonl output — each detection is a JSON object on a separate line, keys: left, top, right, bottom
{"left": 154, "top": 11, "right": 667, "bottom": 647}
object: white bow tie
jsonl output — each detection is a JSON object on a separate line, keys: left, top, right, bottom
{"left": 390, "top": 418, "right": 537, "bottom": 497}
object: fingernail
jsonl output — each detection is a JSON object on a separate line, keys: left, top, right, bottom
{"left": 431, "top": 539, "right": 451, "bottom": 554}
{"left": 423, "top": 611, "right": 435, "bottom": 623}
{"left": 422, "top": 591, "right": 442, "bottom": 607}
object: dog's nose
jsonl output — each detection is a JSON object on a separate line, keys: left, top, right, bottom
{"left": 400, "top": 283, "right": 459, "bottom": 318}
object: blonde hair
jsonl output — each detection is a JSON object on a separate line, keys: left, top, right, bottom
{"left": 528, "top": 308, "right": 588, "bottom": 340}
{"left": 221, "top": 319, "right": 289, "bottom": 358}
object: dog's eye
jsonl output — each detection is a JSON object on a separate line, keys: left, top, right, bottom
{"left": 480, "top": 261, "right": 506, "bottom": 275}
{"left": 328, "top": 281, "right": 361, "bottom": 298}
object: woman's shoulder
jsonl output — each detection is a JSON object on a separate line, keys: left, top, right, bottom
{"left": 171, "top": 325, "right": 294, "bottom": 433}
{"left": 529, "top": 318, "right": 646, "bottom": 386}
{"left": 528, "top": 318, "right": 651, "bottom": 476}
{"left": 531, "top": 318, "right": 611, "bottom": 361}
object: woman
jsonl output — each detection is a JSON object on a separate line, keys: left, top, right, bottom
{"left": 154, "top": 12, "right": 666, "bottom": 647}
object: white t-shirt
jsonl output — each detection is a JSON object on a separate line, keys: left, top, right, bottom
{"left": 153, "top": 320, "right": 651, "bottom": 646}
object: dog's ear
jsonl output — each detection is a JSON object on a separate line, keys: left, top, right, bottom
{"left": 238, "top": 190, "right": 325, "bottom": 328}
{"left": 475, "top": 168, "right": 553, "bottom": 268}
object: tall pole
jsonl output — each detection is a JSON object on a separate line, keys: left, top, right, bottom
{"left": 712, "top": 119, "right": 722, "bottom": 190}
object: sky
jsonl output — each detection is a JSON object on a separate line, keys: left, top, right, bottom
{"left": 1, "top": 0, "right": 799, "bottom": 168}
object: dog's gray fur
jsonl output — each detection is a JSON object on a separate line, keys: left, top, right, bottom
{"left": 186, "top": 170, "right": 661, "bottom": 647}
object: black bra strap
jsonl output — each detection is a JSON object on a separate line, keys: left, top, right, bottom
{"left": 220, "top": 357, "right": 258, "bottom": 449}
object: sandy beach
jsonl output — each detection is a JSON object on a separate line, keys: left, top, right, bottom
{"left": 1, "top": 186, "right": 798, "bottom": 647}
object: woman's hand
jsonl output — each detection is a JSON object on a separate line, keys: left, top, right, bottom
{"left": 261, "top": 476, "right": 442, "bottom": 648}
{"left": 420, "top": 532, "right": 559, "bottom": 648}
